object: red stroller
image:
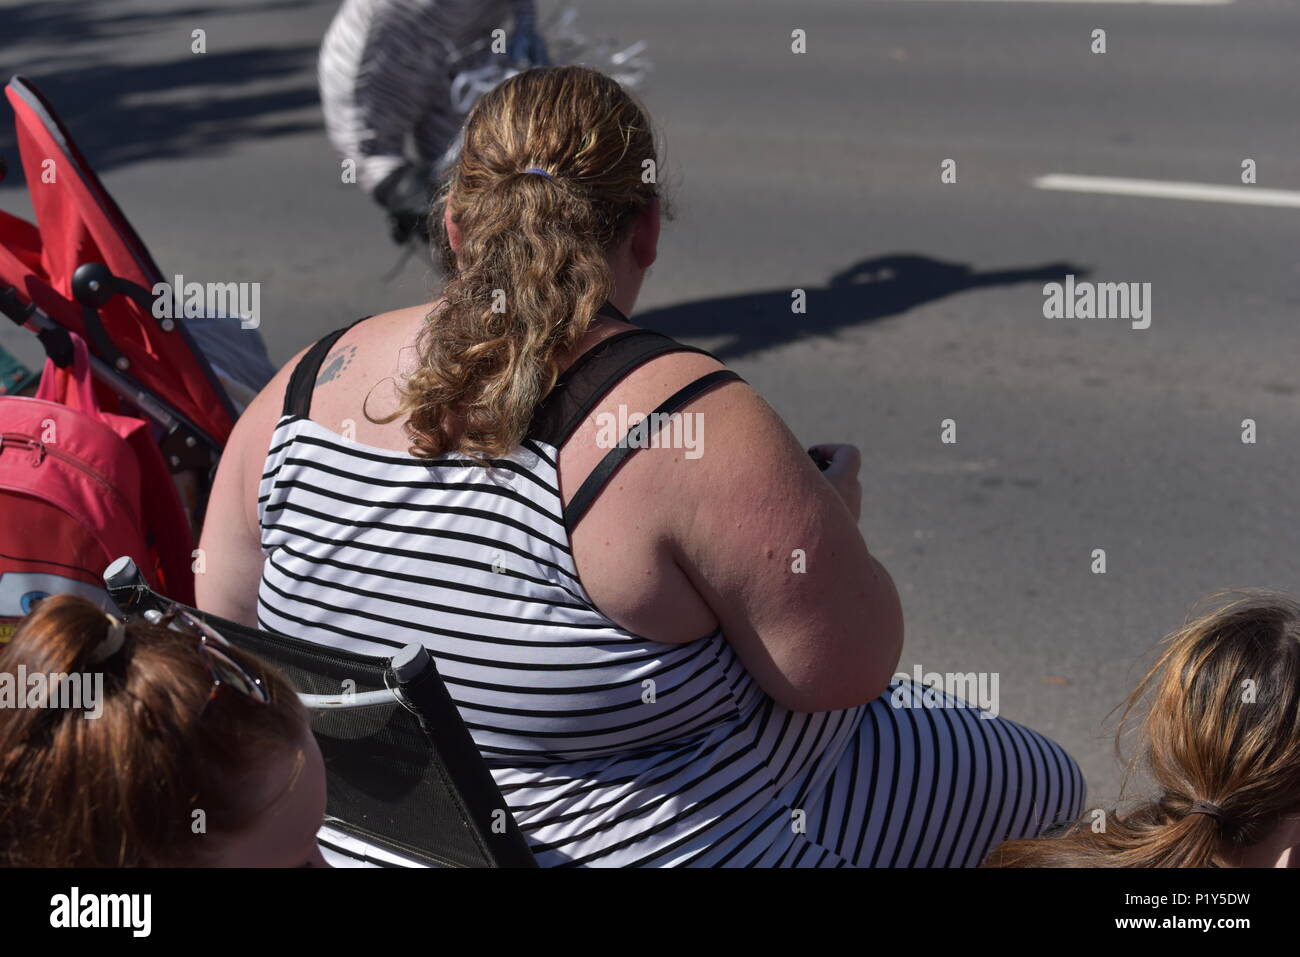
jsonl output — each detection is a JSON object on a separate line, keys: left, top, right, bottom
{"left": 0, "top": 75, "right": 273, "bottom": 634}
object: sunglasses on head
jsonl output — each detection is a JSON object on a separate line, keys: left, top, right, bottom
{"left": 145, "top": 605, "right": 270, "bottom": 713}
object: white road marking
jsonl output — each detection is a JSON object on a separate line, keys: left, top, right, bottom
{"left": 1034, "top": 174, "right": 1300, "bottom": 208}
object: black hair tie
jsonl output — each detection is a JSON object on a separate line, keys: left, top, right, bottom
{"left": 1188, "top": 800, "right": 1225, "bottom": 821}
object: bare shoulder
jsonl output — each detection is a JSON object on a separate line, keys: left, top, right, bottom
{"left": 569, "top": 338, "right": 850, "bottom": 564}
{"left": 314, "top": 304, "right": 433, "bottom": 389}
{"left": 339, "top": 304, "right": 432, "bottom": 357}
{"left": 561, "top": 342, "right": 820, "bottom": 552}
{"left": 558, "top": 345, "right": 738, "bottom": 497}
{"left": 227, "top": 303, "right": 436, "bottom": 499}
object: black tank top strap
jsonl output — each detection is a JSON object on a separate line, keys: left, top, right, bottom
{"left": 562, "top": 368, "right": 743, "bottom": 531}
{"left": 283, "top": 316, "right": 371, "bottom": 418}
{"left": 526, "top": 302, "right": 713, "bottom": 448}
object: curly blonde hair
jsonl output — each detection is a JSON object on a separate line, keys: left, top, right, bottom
{"left": 384, "top": 66, "right": 660, "bottom": 459}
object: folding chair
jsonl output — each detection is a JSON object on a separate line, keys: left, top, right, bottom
{"left": 103, "top": 556, "right": 538, "bottom": 868}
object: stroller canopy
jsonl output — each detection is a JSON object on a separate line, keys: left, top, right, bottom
{"left": 0, "top": 74, "right": 238, "bottom": 444}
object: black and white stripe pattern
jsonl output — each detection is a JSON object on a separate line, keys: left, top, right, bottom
{"left": 318, "top": 0, "right": 515, "bottom": 193}
{"left": 259, "top": 415, "right": 1085, "bottom": 867}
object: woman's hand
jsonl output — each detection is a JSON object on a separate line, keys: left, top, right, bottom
{"left": 810, "top": 443, "right": 862, "bottom": 521}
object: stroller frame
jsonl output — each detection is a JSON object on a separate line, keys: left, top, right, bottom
{"left": 1, "top": 73, "right": 240, "bottom": 488}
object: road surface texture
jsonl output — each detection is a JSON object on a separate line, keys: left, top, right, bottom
{"left": 2, "top": 0, "right": 1297, "bottom": 817}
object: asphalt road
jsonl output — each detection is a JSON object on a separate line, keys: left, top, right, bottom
{"left": 2, "top": 0, "right": 1298, "bottom": 810}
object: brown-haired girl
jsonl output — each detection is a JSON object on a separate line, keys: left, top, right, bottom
{"left": 0, "top": 594, "right": 328, "bottom": 867}
{"left": 985, "top": 592, "right": 1300, "bottom": 868}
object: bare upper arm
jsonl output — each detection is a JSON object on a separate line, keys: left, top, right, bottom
{"left": 195, "top": 344, "right": 310, "bottom": 623}
{"left": 661, "top": 379, "right": 903, "bottom": 712}
{"left": 196, "top": 305, "right": 431, "bottom": 622}
{"left": 565, "top": 349, "right": 903, "bottom": 713}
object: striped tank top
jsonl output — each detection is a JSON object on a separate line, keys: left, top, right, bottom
{"left": 258, "top": 307, "right": 1085, "bottom": 867}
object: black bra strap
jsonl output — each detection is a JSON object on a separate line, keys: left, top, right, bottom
{"left": 527, "top": 327, "right": 711, "bottom": 448}
{"left": 564, "top": 369, "right": 744, "bottom": 531}
{"left": 283, "top": 316, "right": 370, "bottom": 418}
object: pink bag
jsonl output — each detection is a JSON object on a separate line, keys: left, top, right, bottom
{"left": 0, "top": 333, "right": 193, "bottom": 641}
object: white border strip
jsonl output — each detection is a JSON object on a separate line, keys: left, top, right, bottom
{"left": 891, "top": 1, "right": 1232, "bottom": 6}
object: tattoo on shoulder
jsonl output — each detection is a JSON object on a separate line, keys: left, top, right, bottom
{"left": 316, "top": 343, "right": 357, "bottom": 386}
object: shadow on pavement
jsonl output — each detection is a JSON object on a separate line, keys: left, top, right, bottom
{"left": 0, "top": 0, "right": 325, "bottom": 180}
{"left": 636, "top": 254, "right": 1089, "bottom": 359}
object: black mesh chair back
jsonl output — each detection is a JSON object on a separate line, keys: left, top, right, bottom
{"left": 103, "top": 556, "right": 537, "bottom": 868}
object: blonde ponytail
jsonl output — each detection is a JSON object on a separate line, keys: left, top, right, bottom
{"left": 386, "top": 66, "right": 660, "bottom": 460}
